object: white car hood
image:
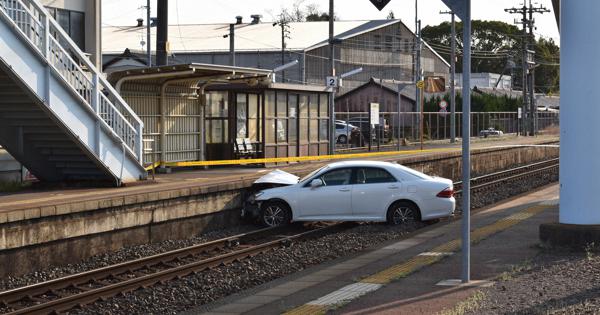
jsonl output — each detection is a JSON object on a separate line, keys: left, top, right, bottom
{"left": 254, "top": 169, "right": 299, "bottom": 185}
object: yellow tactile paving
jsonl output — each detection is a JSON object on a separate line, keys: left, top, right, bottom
{"left": 283, "top": 304, "right": 327, "bottom": 315}
{"left": 285, "top": 203, "right": 551, "bottom": 314}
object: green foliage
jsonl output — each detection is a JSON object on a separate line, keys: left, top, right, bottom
{"left": 535, "top": 37, "right": 560, "bottom": 94}
{"left": 422, "top": 20, "right": 521, "bottom": 74}
{"left": 423, "top": 92, "right": 522, "bottom": 112}
{"left": 422, "top": 20, "right": 560, "bottom": 94}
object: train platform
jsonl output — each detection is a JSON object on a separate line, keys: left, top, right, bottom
{"left": 0, "top": 135, "right": 556, "bottom": 214}
{"left": 197, "top": 184, "right": 559, "bottom": 315}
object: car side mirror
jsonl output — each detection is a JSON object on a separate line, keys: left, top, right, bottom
{"left": 310, "top": 179, "right": 323, "bottom": 188}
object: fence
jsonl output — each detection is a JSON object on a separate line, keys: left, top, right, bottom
{"left": 335, "top": 111, "right": 559, "bottom": 147}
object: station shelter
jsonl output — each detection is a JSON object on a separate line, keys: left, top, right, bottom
{"left": 109, "top": 64, "right": 331, "bottom": 167}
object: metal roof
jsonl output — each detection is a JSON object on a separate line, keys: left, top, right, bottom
{"left": 108, "top": 63, "right": 330, "bottom": 93}
{"left": 103, "top": 20, "right": 399, "bottom": 54}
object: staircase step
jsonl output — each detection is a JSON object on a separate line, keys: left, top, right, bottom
{"left": 59, "top": 169, "right": 107, "bottom": 176}
{"left": 48, "top": 155, "right": 92, "bottom": 162}
{"left": 22, "top": 127, "right": 63, "bottom": 135}
{"left": 2, "top": 112, "right": 47, "bottom": 120}
{"left": 40, "top": 148, "right": 83, "bottom": 156}
{"left": 27, "top": 134, "right": 69, "bottom": 142}
{"left": 0, "top": 105, "right": 40, "bottom": 112}
{"left": 0, "top": 96, "right": 34, "bottom": 104}
{"left": 33, "top": 142, "right": 77, "bottom": 149}
{"left": 6, "top": 120, "right": 56, "bottom": 127}
{"left": 54, "top": 162, "right": 98, "bottom": 169}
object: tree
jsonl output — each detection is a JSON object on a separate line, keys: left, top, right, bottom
{"left": 422, "top": 20, "right": 559, "bottom": 94}
{"left": 534, "top": 37, "right": 560, "bottom": 94}
{"left": 273, "top": 1, "right": 334, "bottom": 23}
{"left": 422, "top": 20, "right": 522, "bottom": 75}
{"left": 387, "top": 10, "right": 395, "bottom": 19}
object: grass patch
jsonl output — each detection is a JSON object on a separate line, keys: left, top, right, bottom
{"left": 438, "top": 290, "right": 486, "bottom": 315}
{"left": 497, "top": 258, "right": 534, "bottom": 282}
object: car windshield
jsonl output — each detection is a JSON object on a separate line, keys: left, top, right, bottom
{"left": 299, "top": 165, "right": 328, "bottom": 183}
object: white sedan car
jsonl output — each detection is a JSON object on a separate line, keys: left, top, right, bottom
{"left": 243, "top": 160, "right": 455, "bottom": 227}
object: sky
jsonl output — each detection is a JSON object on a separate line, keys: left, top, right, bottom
{"left": 102, "top": 0, "right": 560, "bottom": 43}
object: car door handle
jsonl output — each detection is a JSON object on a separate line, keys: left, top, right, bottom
{"left": 388, "top": 185, "right": 400, "bottom": 190}
{"left": 339, "top": 188, "right": 351, "bottom": 192}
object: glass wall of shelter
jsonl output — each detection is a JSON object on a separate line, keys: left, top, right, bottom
{"left": 205, "top": 87, "right": 330, "bottom": 161}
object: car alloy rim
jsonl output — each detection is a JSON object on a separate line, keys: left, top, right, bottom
{"left": 393, "top": 206, "right": 414, "bottom": 224}
{"left": 264, "top": 205, "right": 285, "bottom": 226}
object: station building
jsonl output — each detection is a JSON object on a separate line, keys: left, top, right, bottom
{"left": 109, "top": 64, "right": 331, "bottom": 165}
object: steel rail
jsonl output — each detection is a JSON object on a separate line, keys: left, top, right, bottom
{"left": 1, "top": 224, "right": 346, "bottom": 314}
{"left": 454, "top": 160, "right": 559, "bottom": 194}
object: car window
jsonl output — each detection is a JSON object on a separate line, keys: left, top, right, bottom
{"left": 319, "top": 168, "right": 352, "bottom": 186}
{"left": 336, "top": 124, "right": 344, "bottom": 129}
{"left": 354, "top": 167, "right": 397, "bottom": 184}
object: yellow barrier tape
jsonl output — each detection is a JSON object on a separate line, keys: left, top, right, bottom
{"left": 159, "top": 147, "right": 460, "bottom": 168}
{"left": 144, "top": 161, "right": 162, "bottom": 172}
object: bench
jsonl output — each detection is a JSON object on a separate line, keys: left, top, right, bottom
{"left": 234, "top": 138, "right": 258, "bottom": 159}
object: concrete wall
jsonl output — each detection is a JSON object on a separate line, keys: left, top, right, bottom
{"left": 0, "top": 144, "right": 558, "bottom": 277}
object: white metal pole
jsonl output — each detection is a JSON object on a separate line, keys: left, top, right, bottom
{"left": 560, "top": 0, "right": 600, "bottom": 224}
{"left": 461, "top": 0, "right": 472, "bottom": 284}
{"left": 450, "top": 12, "right": 456, "bottom": 143}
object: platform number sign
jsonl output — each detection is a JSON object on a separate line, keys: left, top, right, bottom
{"left": 369, "top": 0, "right": 392, "bottom": 11}
{"left": 326, "top": 76, "right": 339, "bottom": 88}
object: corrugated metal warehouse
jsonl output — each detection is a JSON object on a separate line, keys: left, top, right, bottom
{"left": 103, "top": 19, "right": 449, "bottom": 95}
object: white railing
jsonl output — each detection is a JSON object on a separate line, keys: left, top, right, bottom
{"left": 0, "top": 0, "right": 144, "bottom": 162}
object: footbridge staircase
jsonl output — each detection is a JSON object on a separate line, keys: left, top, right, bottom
{"left": 0, "top": 0, "right": 146, "bottom": 185}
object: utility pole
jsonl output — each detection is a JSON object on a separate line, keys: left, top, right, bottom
{"left": 415, "top": 20, "right": 422, "bottom": 146}
{"left": 528, "top": 0, "right": 549, "bottom": 135}
{"left": 505, "top": 1, "right": 549, "bottom": 136}
{"left": 146, "top": 0, "right": 151, "bottom": 67}
{"left": 229, "top": 24, "right": 235, "bottom": 66}
{"left": 328, "top": 0, "right": 335, "bottom": 154}
{"left": 273, "top": 21, "right": 290, "bottom": 81}
{"left": 156, "top": 0, "right": 168, "bottom": 66}
{"left": 441, "top": 10, "right": 456, "bottom": 143}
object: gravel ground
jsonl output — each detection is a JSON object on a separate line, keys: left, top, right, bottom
{"left": 0, "top": 167, "right": 559, "bottom": 315}
{"left": 468, "top": 250, "right": 600, "bottom": 315}
{"left": 73, "top": 223, "right": 424, "bottom": 315}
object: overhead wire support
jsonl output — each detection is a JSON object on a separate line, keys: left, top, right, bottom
{"left": 505, "top": 1, "right": 550, "bottom": 136}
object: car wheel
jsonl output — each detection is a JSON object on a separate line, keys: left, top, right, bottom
{"left": 387, "top": 201, "right": 421, "bottom": 225}
{"left": 260, "top": 201, "right": 292, "bottom": 227}
{"left": 338, "top": 135, "right": 348, "bottom": 144}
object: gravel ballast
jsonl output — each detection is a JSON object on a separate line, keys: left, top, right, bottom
{"left": 468, "top": 251, "right": 600, "bottom": 315}
{"left": 0, "top": 167, "right": 559, "bottom": 315}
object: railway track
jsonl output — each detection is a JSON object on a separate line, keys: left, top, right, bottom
{"left": 0, "top": 223, "right": 351, "bottom": 315}
{"left": 0, "top": 159, "right": 559, "bottom": 315}
{"left": 454, "top": 158, "right": 559, "bottom": 195}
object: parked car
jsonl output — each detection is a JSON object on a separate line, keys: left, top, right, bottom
{"left": 479, "top": 127, "right": 504, "bottom": 138}
{"left": 242, "top": 161, "right": 455, "bottom": 227}
{"left": 347, "top": 117, "right": 390, "bottom": 142}
{"left": 335, "top": 122, "right": 359, "bottom": 144}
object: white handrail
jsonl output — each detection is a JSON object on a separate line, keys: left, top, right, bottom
{"left": 0, "top": 0, "right": 144, "bottom": 162}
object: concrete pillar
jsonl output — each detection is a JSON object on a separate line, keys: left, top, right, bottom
{"left": 559, "top": 0, "right": 600, "bottom": 224}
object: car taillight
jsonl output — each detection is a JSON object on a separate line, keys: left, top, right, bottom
{"left": 437, "top": 187, "right": 454, "bottom": 198}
